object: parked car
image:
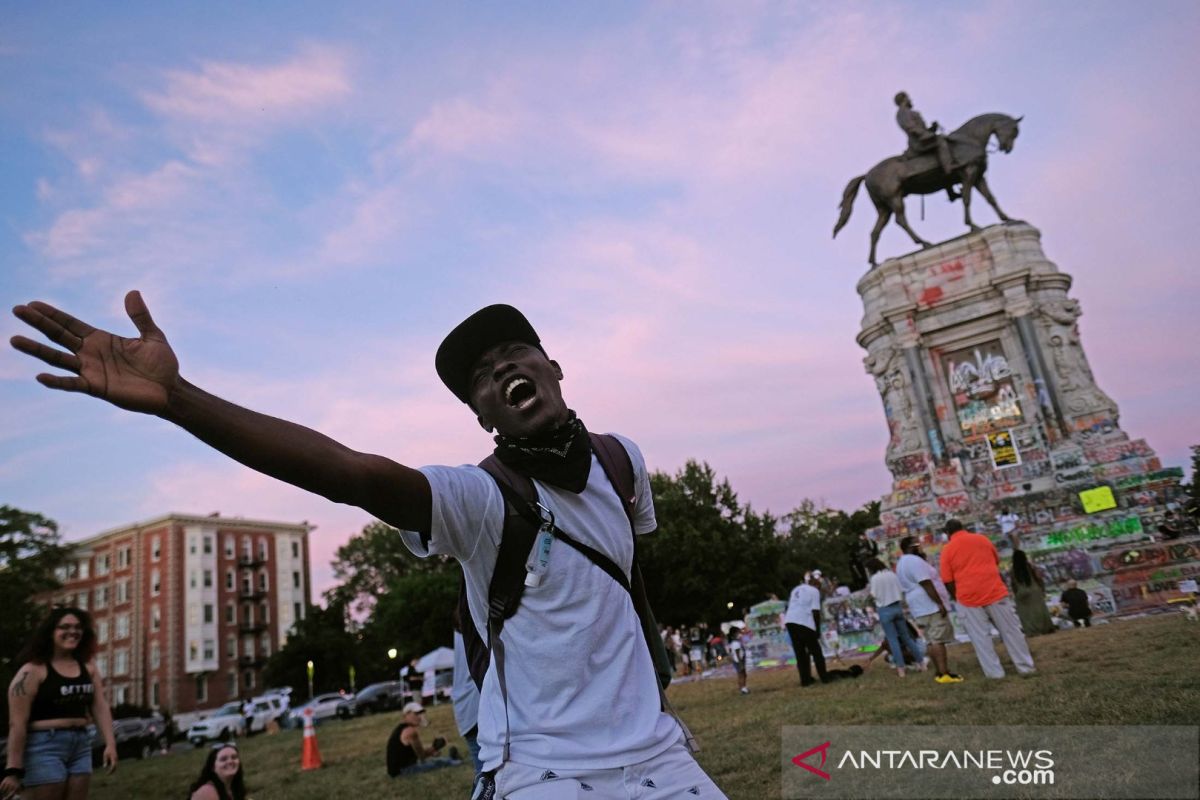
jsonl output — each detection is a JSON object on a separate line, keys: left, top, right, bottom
{"left": 286, "top": 693, "right": 349, "bottom": 728}
{"left": 335, "top": 681, "right": 406, "bottom": 717}
{"left": 186, "top": 701, "right": 247, "bottom": 746}
{"left": 243, "top": 695, "right": 288, "bottom": 734}
{"left": 91, "top": 714, "right": 169, "bottom": 764}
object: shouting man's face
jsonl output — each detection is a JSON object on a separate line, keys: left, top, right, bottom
{"left": 468, "top": 340, "right": 569, "bottom": 437}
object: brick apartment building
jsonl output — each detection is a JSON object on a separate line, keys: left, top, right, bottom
{"left": 45, "top": 512, "right": 312, "bottom": 715}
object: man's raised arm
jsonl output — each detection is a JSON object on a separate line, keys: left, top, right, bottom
{"left": 10, "top": 291, "right": 430, "bottom": 532}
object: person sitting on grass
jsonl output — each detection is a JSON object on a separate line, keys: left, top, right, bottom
{"left": 188, "top": 743, "right": 245, "bottom": 800}
{"left": 861, "top": 619, "right": 925, "bottom": 673}
{"left": 386, "top": 703, "right": 462, "bottom": 778}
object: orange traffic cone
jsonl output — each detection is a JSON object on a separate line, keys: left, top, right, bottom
{"left": 301, "top": 708, "right": 323, "bottom": 770}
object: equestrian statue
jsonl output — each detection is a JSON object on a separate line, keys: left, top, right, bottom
{"left": 834, "top": 91, "right": 1023, "bottom": 266}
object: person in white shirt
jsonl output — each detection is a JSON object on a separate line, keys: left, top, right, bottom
{"left": 865, "top": 558, "right": 925, "bottom": 678}
{"left": 784, "top": 572, "right": 828, "bottom": 686}
{"left": 895, "top": 537, "right": 963, "bottom": 684}
{"left": 9, "top": 297, "right": 725, "bottom": 799}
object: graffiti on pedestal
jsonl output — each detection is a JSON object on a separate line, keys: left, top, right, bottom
{"left": 942, "top": 341, "right": 1023, "bottom": 437}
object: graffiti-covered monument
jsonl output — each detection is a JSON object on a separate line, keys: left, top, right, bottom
{"left": 856, "top": 221, "right": 1190, "bottom": 617}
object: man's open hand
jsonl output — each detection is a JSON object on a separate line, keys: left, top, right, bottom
{"left": 11, "top": 290, "right": 179, "bottom": 415}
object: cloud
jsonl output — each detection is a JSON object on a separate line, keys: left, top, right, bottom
{"left": 141, "top": 43, "right": 352, "bottom": 165}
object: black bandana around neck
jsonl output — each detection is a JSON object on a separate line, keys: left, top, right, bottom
{"left": 493, "top": 410, "right": 592, "bottom": 493}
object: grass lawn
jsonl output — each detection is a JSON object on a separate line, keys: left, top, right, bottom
{"left": 88, "top": 614, "right": 1200, "bottom": 799}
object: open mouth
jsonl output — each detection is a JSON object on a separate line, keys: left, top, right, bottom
{"left": 503, "top": 376, "right": 537, "bottom": 410}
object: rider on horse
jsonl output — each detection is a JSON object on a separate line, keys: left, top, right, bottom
{"left": 896, "top": 91, "right": 959, "bottom": 201}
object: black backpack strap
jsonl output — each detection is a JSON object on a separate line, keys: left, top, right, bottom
{"left": 590, "top": 434, "right": 677, "bottom": 692}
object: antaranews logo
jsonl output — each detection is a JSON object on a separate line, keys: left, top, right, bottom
{"left": 791, "top": 741, "right": 1055, "bottom": 788}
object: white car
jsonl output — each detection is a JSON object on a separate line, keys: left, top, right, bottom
{"left": 186, "top": 702, "right": 246, "bottom": 746}
{"left": 286, "top": 693, "right": 348, "bottom": 728}
{"left": 243, "top": 695, "right": 287, "bottom": 733}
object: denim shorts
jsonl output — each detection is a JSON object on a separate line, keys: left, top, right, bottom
{"left": 24, "top": 727, "right": 93, "bottom": 787}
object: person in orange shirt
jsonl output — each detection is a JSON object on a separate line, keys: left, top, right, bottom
{"left": 938, "top": 519, "right": 1035, "bottom": 679}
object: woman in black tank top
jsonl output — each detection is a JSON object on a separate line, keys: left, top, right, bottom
{"left": 2, "top": 607, "right": 118, "bottom": 800}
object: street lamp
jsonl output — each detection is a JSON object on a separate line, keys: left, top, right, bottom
{"left": 387, "top": 647, "right": 398, "bottom": 660}
{"left": 306, "top": 660, "right": 314, "bottom": 700}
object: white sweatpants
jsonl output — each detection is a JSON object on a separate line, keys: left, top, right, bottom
{"left": 495, "top": 738, "right": 726, "bottom": 799}
{"left": 958, "top": 596, "right": 1036, "bottom": 678}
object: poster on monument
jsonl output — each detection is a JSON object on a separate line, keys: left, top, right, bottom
{"left": 987, "top": 429, "right": 1021, "bottom": 468}
{"left": 941, "top": 340, "right": 1023, "bottom": 436}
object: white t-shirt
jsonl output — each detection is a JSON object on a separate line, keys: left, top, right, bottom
{"left": 784, "top": 583, "right": 821, "bottom": 629}
{"left": 450, "top": 631, "right": 479, "bottom": 738}
{"left": 895, "top": 553, "right": 950, "bottom": 618}
{"left": 398, "top": 434, "right": 680, "bottom": 771}
{"left": 997, "top": 512, "right": 1019, "bottom": 535}
{"left": 868, "top": 569, "right": 904, "bottom": 607}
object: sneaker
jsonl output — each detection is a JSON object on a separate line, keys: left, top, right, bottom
{"left": 740, "top": 687, "right": 750, "bottom": 695}
{"left": 935, "top": 673, "right": 964, "bottom": 684}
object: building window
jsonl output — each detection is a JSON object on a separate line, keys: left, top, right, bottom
{"left": 292, "top": 571, "right": 301, "bottom": 589}
{"left": 116, "top": 579, "right": 130, "bottom": 605}
{"left": 151, "top": 605, "right": 161, "bottom": 632}
{"left": 225, "top": 603, "right": 235, "bottom": 624}
{"left": 150, "top": 642, "right": 161, "bottom": 669}
{"left": 260, "top": 603, "right": 269, "bottom": 623}
{"left": 224, "top": 535, "right": 234, "bottom": 558}
{"left": 294, "top": 602, "right": 303, "bottom": 622}
{"left": 151, "top": 537, "right": 161, "bottom": 562}
{"left": 117, "top": 545, "right": 131, "bottom": 569}
{"left": 151, "top": 569, "right": 161, "bottom": 596}
{"left": 225, "top": 570, "right": 234, "bottom": 590}
{"left": 243, "top": 671, "right": 255, "bottom": 691}
{"left": 190, "top": 572, "right": 196, "bottom": 589}
{"left": 227, "top": 672, "right": 238, "bottom": 698}
{"left": 243, "top": 605, "right": 252, "bottom": 625}
{"left": 257, "top": 539, "right": 267, "bottom": 561}
{"left": 257, "top": 572, "right": 268, "bottom": 592}
{"left": 97, "top": 620, "right": 109, "bottom": 643}
{"left": 78, "top": 559, "right": 90, "bottom": 579}
{"left": 114, "top": 685, "right": 127, "bottom": 705}
{"left": 195, "top": 675, "right": 207, "bottom": 703}
{"left": 189, "top": 537, "right": 196, "bottom": 555}
{"left": 241, "top": 576, "right": 251, "bottom": 595}
{"left": 189, "top": 642, "right": 198, "bottom": 661}
{"left": 151, "top": 681, "right": 160, "bottom": 707}
{"left": 226, "top": 635, "right": 237, "bottom": 660}
{"left": 203, "top": 536, "right": 213, "bottom": 555}
{"left": 76, "top": 591, "right": 89, "bottom": 610}
{"left": 204, "top": 604, "right": 214, "bottom": 624}
{"left": 259, "top": 633, "right": 271, "bottom": 656}
{"left": 203, "top": 640, "right": 215, "bottom": 660}
{"left": 96, "top": 553, "right": 110, "bottom": 576}
{"left": 96, "top": 654, "right": 108, "bottom": 676}
{"left": 291, "top": 541, "right": 300, "bottom": 559}
{"left": 203, "top": 570, "right": 213, "bottom": 588}
{"left": 95, "top": 586, "right": 109, "bottom": 609}
{"left": 113, "top": 649, "right": 128, "bottom": 676}
{"left": 115, "top": 614, "right": 130, "bottom": 640}
{"left": 188, "top": 606, "right": 197, "bottom": 625}
{"left": 241, "top": 538, "right": 251, "bottom": 560}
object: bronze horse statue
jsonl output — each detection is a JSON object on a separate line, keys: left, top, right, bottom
{"left": 834, "top": 113, "right": 1022, "bottom": 266}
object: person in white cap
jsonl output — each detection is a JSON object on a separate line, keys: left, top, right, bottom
{"left": 10, "top": 296, "right": 725, "bottom": 799}
{"left": 783, "top": 571, "right": 829, "bottom": 686}
{"left": 386, "top": 702, "right": 460, "bottom": 777}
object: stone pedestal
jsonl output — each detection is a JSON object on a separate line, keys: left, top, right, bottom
{"left": 857, "top": 222, "right": 1190, "bottom": 617}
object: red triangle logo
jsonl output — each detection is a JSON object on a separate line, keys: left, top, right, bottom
{"left": 792, "top": 741, "right": 832, "bottom": 781}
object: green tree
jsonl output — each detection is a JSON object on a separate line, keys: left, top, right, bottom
{"left": 262, "top": 600, "right": 358, "bottom": 698}
{"left": 356, "top": 570, "right": 461, "bottom": 682}
{"left": 1182, "top": 444, "right": 1199, "bottom": 522}
{"left": 778, "top": 499, "right": 881, "bottom": 591}
{"left": 1, "top": 506, "right": 71, "bottom": 727}
{"left": 638, "top": 460, "right": 783, "bottom": 626}
{"left": 325, "top": 521, "right": 452, "bottom": 616}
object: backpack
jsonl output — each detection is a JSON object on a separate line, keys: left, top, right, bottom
{"left": 454, "top": 433, "right": 693, "bottom": 762}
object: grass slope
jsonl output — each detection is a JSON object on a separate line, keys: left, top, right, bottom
{"left": 88, "top": 614, "right": 1200, "bottom": 799}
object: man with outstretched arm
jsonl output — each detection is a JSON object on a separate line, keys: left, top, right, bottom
{"left": 11, "top": 293, "right": 725, "bottom": 799}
